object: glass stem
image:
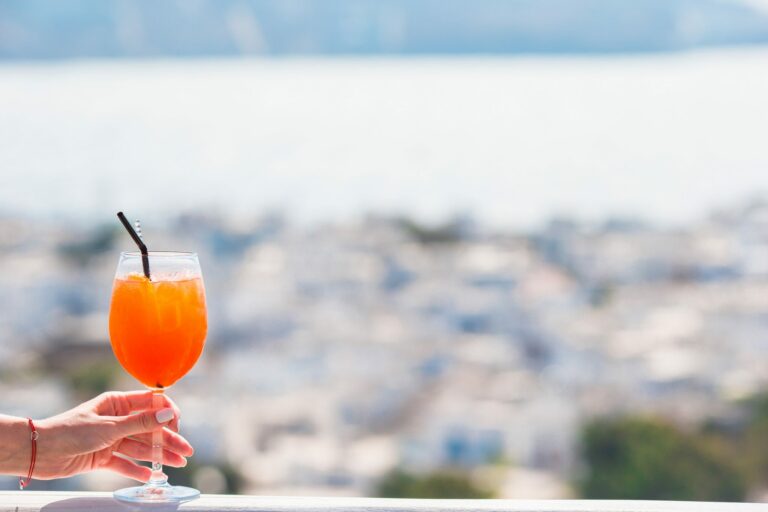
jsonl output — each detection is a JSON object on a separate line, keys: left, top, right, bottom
{"left": 149, "top": 389, "right": 167, "bottom": 486}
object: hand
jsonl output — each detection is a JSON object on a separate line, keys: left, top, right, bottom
{"left": 33, "top": 391, "right": 194, "bottom": 482}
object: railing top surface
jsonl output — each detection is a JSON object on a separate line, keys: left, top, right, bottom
{"left": 0, "top": 493, "right": 765, "bottom": 512}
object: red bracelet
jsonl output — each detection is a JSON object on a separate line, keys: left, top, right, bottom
{"left": 19, "top": 418, "right": 38, "bottom": 490}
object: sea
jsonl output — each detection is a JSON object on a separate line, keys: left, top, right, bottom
{"left": 1, "top": 48, "right": 767, "bottom": 229}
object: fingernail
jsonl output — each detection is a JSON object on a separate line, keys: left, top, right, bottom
{"left": 155, "top": 408, "right": 174, "bottom": 424}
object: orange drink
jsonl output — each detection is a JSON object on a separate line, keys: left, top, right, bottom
{"left": 109, "top": 273, "right": 207, "bottom": 389}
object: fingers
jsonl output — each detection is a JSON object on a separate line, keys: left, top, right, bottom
{"left": 126, "top": 392, "right": 181, "bottom": 432}
{"left": 94, "top": 392, "right": 182, "bottom": 431}
{"left": 129, "top": 428, "right": 194, "bottom": 457}
{"left": 108, "top": 407, "right": 176, "bottom": 438}
{"left": 115, "top": 438, "right": 188, "bottom": 467}
{"left": 103, "top": 455, "right": 152, "bottom": 483}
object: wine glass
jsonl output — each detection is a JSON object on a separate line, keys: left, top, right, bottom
{"left": 108, "top": 251, "right": 207, "bottom": 503}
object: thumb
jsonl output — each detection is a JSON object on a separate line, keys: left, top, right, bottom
{"left": 113, "top": 408, "right": 175, "bottom": 437}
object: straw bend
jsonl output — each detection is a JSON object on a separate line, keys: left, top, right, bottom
{"left": 117, "top": 211, "right": 151, "bottom": 280}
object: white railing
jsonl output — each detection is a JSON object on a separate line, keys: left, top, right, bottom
{"left": 0, "top": 493, "right": 766, "bottom": 512}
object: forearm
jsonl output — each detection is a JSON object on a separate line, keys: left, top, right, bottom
{"left": 0, "top": 415, "right": 31, "bottom": 477}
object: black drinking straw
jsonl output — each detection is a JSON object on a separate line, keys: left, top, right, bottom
{"left": 117, "top": 212, "right": 151, "bottom": 280}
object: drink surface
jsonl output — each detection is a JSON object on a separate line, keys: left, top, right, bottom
{"left": 109, "top": 273, "right": 207, "bottom": 389}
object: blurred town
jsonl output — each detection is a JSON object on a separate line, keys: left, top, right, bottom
{"left": 2, "top": 197, "right": 768, "bottom": 499}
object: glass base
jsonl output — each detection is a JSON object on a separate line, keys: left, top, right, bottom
{"left": 113, "top": 481, "right": 200, "bottom": 505}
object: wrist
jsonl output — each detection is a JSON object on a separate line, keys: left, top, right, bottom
{"left": 0, "top": 415, "right": 32, "bottom": 477}
{"left": 30, "top": 417, "right": 59, "bottom": 479}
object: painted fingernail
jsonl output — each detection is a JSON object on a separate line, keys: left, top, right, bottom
{"left": 156, "top": 408, "right": 174, "bottom": 424}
